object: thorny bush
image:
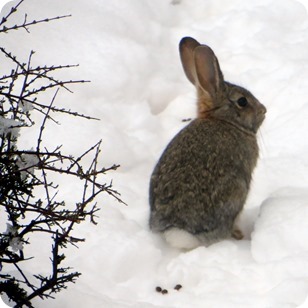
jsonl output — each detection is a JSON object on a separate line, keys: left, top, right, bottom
{"left": 0, "top": 1, "right": 123, "bottom": 307}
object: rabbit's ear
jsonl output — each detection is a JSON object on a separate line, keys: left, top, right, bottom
{"left": 179, "top": 37, "right": 201, "bottom": 85}
{"left": 193, "top": 45, "right": 224, "bottom": 103}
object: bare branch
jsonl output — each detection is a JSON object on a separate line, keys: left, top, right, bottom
{"left": 0, "top": 9, "right": 72, "bottom": 34}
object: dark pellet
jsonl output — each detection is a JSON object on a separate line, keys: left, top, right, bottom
{"left": 174, "top": 284, "right": 182, "bottom": 291}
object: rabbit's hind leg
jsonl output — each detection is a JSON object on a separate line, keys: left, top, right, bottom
{"left": 231, "top": 227, "right": 244, "bottom": 240}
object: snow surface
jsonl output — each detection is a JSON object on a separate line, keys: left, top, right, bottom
{"left": 1, "top": 0, "right": 308, "bottom": 307}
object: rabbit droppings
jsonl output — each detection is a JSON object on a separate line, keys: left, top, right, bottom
{"left": 149, "top": 37, "right": 266, "bottom": 250}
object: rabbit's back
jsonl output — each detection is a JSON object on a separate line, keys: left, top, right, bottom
{"left": 149, "top": 118, "right": 258, "bottom": 238}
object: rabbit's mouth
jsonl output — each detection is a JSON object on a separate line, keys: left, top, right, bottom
{"left": 257, "top": 105, "right": 267, "bottom": 127}
{"left": 246, "top": 101, "right": 266, "bottom": 133}
{"left": 252, "top": 112, "right": 266, "bottom": 133}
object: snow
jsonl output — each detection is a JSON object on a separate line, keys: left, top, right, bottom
{"left": 1, "top": 0, "right": 308, "bottom": 307}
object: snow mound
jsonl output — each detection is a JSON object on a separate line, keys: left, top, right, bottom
{"left": 252, "top": 188, "right": 308, "bottom": 263}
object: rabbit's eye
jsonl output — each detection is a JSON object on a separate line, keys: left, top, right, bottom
{"left": 237, "top": 97, "right": 248, "bottom": 107}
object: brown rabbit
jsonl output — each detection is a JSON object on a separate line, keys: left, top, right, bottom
{"left": 149, "top": 37, "right": 266, "bottom": 249}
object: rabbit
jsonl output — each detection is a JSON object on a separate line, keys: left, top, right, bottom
{"left": 149, "top": 37, "right": 266, "bottom": 250}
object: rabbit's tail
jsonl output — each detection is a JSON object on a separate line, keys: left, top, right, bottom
{"left": 163, "top": 226, "right": 238, "bottom": 250}
{"left": 163, "top": 228, "right": 201, "bottom": 250}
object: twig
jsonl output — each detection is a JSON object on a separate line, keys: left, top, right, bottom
{"left": 0, "top": 0, "right": 24, "bottom": 28}
{"left": 0, "top": 12, "right": 72, "bottom": 34}
{"left": 36, "top": 89, "right": 59, "bottom": 152}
